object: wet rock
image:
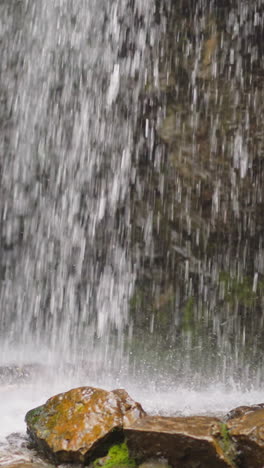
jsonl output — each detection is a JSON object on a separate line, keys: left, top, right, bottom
{"left": 111, "top": 389, "right": 145, "bottom": 427}
{"left": 138, "top": 459, "right": 171, "bottom": 468}
{"left": 25, "top": 386, "right": 145, "bottom": 465}
{"left": 225, "top": 403, "right": 264, "bottom": 421}
{"left": 125, "top": 415, "right": 234, "bottom": 468}
{"left": 227, "top": 405, "right": 264, "bottom": 468}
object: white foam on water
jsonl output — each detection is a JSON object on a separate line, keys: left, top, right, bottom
{"left": 137, "top": 386, "right": 264, "bottom": 417}
{"left": 0, "top": 377, "right": 263, "bottom": 440}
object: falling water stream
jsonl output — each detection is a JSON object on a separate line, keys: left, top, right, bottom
{"left": 1, "top": 0, "right": 264, "bottom": 463}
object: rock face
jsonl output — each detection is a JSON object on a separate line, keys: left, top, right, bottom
{"left": 227, "top": 406, "right": 264, "bottom": 468}
{"left": 125, "top": 415, "right": 234, "bottom": 468}
{"left": 25, "top": 386, "right": 145, "bottom": 464}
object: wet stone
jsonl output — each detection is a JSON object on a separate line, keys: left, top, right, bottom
{"left": 137, "top": 459, "right": 171, "bottom": 468}
{"left": 227, "top": 406, "right": 264, "bottom": 468}
{"left": 225, "top": 403, "right": 264, "bottom": 422}
{"left": 25, "top": 386, "right": 145, "bottom": 465}
{"left": 125, "top": 415, "right": 234, "bottom": 468}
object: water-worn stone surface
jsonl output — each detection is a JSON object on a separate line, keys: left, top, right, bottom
{"left": 25, "top": 387, "right": 145, "bottom": 464}
{"left": 25, "top": 390, "right": 264, "bottom": 468}
{"left": 137, "top": 459, "right": 171, "bottom": 468}
{"left": 227, "top": 406, "right": 264, "bottom": 468}
{"left": 225, "top": 403, "right": 264, "bottom": 422}
{"left": 125, "top": 415, "right": 234, "bottom": 468}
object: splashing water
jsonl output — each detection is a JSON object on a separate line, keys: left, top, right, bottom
{"left": 0, "top": 0, "right": 157, "bottom": 365}
{"left": 1, "top": 0, "right": 264, "bottom": 451}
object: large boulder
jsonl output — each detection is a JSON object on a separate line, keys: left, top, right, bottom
{"left": 227, "top": 405, "right": 264, "bottom": 468}
{"left": 125, "top": 415, "right": 235, "bottom": 468}
{"left": 25, "top": 386, "right": 145, "bottom": 464}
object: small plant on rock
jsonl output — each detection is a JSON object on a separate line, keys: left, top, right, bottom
{"left": 93, "top": 442, "right": 136, "bottom": 468}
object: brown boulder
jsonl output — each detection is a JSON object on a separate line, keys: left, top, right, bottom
{"left": 225, "top": 403, "right": 264, "bottom": 421}
{"left": 25, "top": 386, "right": 145, "bottom": 464}
{"left": 227, "top": 405, "right": 264, "bottom": 468}
{"left": 125, "top": 415, "right": 235, "bottom": 468}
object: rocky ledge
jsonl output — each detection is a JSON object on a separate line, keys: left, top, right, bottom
{"left": 24, "top": 386, "right": 264, "bottom": 468}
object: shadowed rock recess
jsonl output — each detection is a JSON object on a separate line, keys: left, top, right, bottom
{"left": 25, "top": 386, "right": 264, "bottom": 468}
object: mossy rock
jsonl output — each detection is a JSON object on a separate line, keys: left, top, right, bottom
{"left": 25, "top": 387, "right": 145, "bottom": 465}
{"left": 218, "top": 423, "right": 237, "bottom": 466}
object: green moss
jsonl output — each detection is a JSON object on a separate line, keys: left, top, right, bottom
{"left": 93, "top": 442, "right": 136, "bottom": 468}
{"left": 25, "top": 405, "right": 44, "bottom": 427}
{"left": 218, "top": 423, "right": 236, "bottom": 466}
{"left": 218, "top": 272, "right": 262, "bottom": 307}
{"left": 220, "top": 423, "right": 230, "bottom": 451}
{"left": 182, "top": 297, "right": 195, "bottom": 331}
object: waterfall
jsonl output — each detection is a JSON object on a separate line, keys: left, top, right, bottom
{"left": 0, "top": 0, "right": 160, "bottom": 368}
{"left": 124, "top": 0, "right": 264, "bottom": 387}
{"left": 1, "top": 0, "right": 264, "bottom": 416}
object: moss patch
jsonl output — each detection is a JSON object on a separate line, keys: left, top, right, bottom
{"left": 93, "top": 442, "right": 136, "bottom": 468}
{"left": 25, "top": 405, "right": 44, "bottom": 427}
{"left": 218, "top": 272, "right": 264, "bottom": 307}
{"left": 218, "top": 423, "right": 237, "bottom": 466}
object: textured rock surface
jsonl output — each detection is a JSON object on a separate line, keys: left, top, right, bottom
{"left": 125, "top": 415, "right": 234, "bottom": 468}
{"left": 25, "top": 387, "right": 145, "bottom": 464}
{"left": 25, "top": 389, "right": 264, "bottom": 468}
{"left": 225, "top": 403, "right": 264, "bottom": 422}
{"left": 138, "top": 459, "right": 171, "bottom": 468}
{"left": 227, "top": 406, "right": 264, "bottom": 468}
